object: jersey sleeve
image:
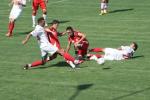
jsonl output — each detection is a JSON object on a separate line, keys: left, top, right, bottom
{"left": 30, "top": 29, "right": 37, "bottom": 37}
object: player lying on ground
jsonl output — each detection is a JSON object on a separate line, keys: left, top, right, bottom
{"left": 100, "top": 0, "right": 109, "bottom": 15}
{"left": 22, "top": 17, "right": 81, "bottom": 69}
{"left": 65, "top": 26, "right": 89, "bottom": 60}
{"left": 88, "top": 42, "right": 138, "bottom": 64}
{"left": 32, "top": 0, "right": 48, "bottom": 27}
{"left": 6, "top": 0, "right": 26, "bottom": 37}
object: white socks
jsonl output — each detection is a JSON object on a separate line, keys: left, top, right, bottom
{"left": 32, "top": 15, "right": 36, "bottom": 27}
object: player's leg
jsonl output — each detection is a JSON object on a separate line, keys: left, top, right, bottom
{"left": 24, "top": 53, "right": 58, "bottom": 69}
{"left": 32, "top": 1, "right": 39, "bottom": 27}
{"left": 6, "top": 18, "right": 15, "bottom": 37}
{"left": 6, "top": 7, "right": 22, "bottom": 37}
{"left": 100, "top": 0, "right": 105, "bottom": 15}
{"left": 89, "top": 48, "right": 104, "bottom": 52}
{"left": 104, "top": 0, "right": 109, "bottom": 14}
{"left": 40, "top": 1, "right": 48, "bottom": 26}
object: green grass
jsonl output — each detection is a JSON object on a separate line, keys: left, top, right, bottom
{"left": 0, "top": 0, "right": 150, "bottom": 100}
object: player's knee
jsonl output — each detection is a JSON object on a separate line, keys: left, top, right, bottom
{"left": 42, "top": 9, "right": 47, "bottom": 14}
{"left": 9, "top": 18, "right": 15, "bottom": 22}
{"left": 32, "top": 10, "right": 37, "bottom": 16}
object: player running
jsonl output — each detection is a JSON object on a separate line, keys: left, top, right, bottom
{"left": 65, "top": 26, "right": 89, "bottom": 60}
{"left": 22, "top": 17, "right": 80, "bottom": 69}
{"left": 100, "top": 0, "right": 109, "bottom": 15}
{"left": 6, "top": 0, "right": 26, "bottom": 37}
{"left": 32, "top": 0, "right": 48, "bottom": 27}
{"left": 88, "top": 42, "right": 138, "bottom": 64}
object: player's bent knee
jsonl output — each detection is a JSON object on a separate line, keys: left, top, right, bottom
{"left": 42, "top": 9, "right": 47, "bottom": 14}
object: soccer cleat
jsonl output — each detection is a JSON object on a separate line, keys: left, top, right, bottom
{"left": 24, "top": 64, "right": 29, "bottom": 70}
{"left": 99, "top": 12, "right": 104, "bottom": 15}
{"left": 5, "top": 33, "right": 12, "bottom": 37}
{"left": 89, "top": 55, "right": 98, "bottom": 60}
{"left": 68, "top": 61, "right": 76, "bottom": 68}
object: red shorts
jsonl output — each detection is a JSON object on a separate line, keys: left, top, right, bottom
{"left": 78, "top": 42, "right": 89, "bottom": 56}
{"left": 32, "top": 0, "right": 46, "bottom": 11}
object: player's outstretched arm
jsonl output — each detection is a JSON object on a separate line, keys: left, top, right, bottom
{"left": 22, "top": 33, "right": 32, "bottom": 45}
{"left": 66, "top": 41, "right": 72, "bottom": 53}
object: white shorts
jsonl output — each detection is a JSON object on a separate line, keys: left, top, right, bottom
{"left": 104, "top": 48, "right": 124, "bottom": 60}
{"left": 40, "top": 44, "right": 58, "bottom": 57}
{"left": 9, "top": 6, "right": 22, "bottom": 19}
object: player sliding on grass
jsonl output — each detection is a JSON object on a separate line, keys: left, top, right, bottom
{"left": 100, "top": 0, "right": 109, "bottom": 15}
{"left": 88, "top": 42, "right": 138, "bottom": 64}
{"left": 32, "top": 0, "right": 48, "bottom": 27}
{"left": 22, "top": 17, "right": 80, "bottom": 69}
{"left": 6, "top": 0, "right": 26, "bottom": 37}
{"left": 65, "top": 26, "right": 89, "bottom": 60}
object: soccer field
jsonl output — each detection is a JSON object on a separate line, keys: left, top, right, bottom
{"left": 0, "top": 0, "right": 150, "bottom": 100}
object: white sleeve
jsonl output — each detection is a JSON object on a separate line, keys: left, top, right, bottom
{"left": 30, "top": 29, "right": 37, "bottom": 37}
{"left": 22, "top": 0, "right": 26, "bottom": 5}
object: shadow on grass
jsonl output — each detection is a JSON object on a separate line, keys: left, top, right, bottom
{"left": 109, "top": 8, "right": 134, "bottom": 13}
{"left": 131, "top": 55, "right": 144, "bottom": 59}
{"left": 48, "top": 20, "right": 70, "bottom": 25}
{"left": 111, "top": 87, "right": 150, "bottom": 100}
{"left": 15, "top": 30, "right": 32, "bottom": 36}
{"left": 69, "top": 84, "right": 93, "bottom": 100}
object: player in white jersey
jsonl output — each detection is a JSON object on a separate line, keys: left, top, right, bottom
{"left": 6, "top": 0, "right": 26, "bottom": 37}
{"left": 100, "top": 0, "right": 109, "bottom": 15}
{"left": 22, "top": 17, "right": 80, "bottom": 69}
{"left": 88, "top": 42, "right": 138, "bottom": 64}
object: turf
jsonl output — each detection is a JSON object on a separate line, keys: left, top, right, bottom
{"left": 0, "top": 0, "right": 150, "bottom": 100}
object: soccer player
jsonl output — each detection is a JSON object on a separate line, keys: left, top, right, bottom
{"left": 65, "top": 26, "right": 89, "bottom": 60}
{"left": 22, "top": 17, "right": 80, "bottom": 69}
{"left": 32, "top": 0, "right": 48, "bottom": 27}
{"left": 88, "top": 42, "right": 138, "bottom": 64}
{"left": 6, "top": 0, "right": 26, "bottom": 37}
{"left": 100, "top": 0, "right": 109, "bottom": 15}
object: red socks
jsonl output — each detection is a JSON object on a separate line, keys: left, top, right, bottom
{"left": 63, "top": 52, "right": 75, "bottom": 62}
{"left": 90, "top": 48, "right": 103, "bottom": 52}
{"left": 8, "top": 22, "right": 14, "bottom": 36}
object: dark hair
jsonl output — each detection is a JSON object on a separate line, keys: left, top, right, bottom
{"left": 51, "top": 20, "right": 59, "bottom": 24}
{"left": 37, "top": 17, "right": 45, "bottom": 24}
{"left": 66, "top": 26, "right": 73, "bottom": 31}
{"left": 133, "top": 42, "right": 138, "bottom": 51}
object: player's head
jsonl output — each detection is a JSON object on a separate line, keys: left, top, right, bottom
{"left": 66, "top": 26, "right": 74, "bottom": 37}
{"left": 37, "top": 17, "right": 45, "bottom": 27}
{"left": 130, "top": 42, "right": 138, "bottom": 51}
{"left": 51, "top": 20, "right": 59, "bottom": 28}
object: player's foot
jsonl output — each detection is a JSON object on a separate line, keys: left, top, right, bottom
{"left": 5, "top": 33, "right": 12, "bottom": 37}
{"left": 89, "top": 55, "right": 98, "bottom": 60}
{"left": 99, "top": 12, "right": 104, "bottom": 15}
{"left": 68, "top": 61, "right": 76, "bottom": 68}
{"left": 24, "top": 64, "right": 29, "bottom": 70}
{"left": 104, "top": 10, "right": 108, "bottom": 14}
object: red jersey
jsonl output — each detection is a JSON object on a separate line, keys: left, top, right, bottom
{"left": 46, "top": 27, "right": 61, "bottom": 49}
{"left": 33, "top": 0, "right": 45, "bottom": 3}
{"left": 68, "top": 31, "right": 88, "bottom": 44}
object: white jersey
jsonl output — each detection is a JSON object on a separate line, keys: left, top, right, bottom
{"left": 104, "top": 46, "right": 134, "bottom": 60}
{"left": 31, "top": 25, "right": 50, "bottom": 48}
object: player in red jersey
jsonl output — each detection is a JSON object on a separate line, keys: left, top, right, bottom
{"left": 32, "top": 0, "right": 48, "bottom": 27}
{"left": 6, "top": 0, "right": 26, "bottom": 37}
{"left": 65, "top": 26, "right": 89, "bottom": 60}
{"left": 23, "top": 20, "right": 80, "bottom": 69}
